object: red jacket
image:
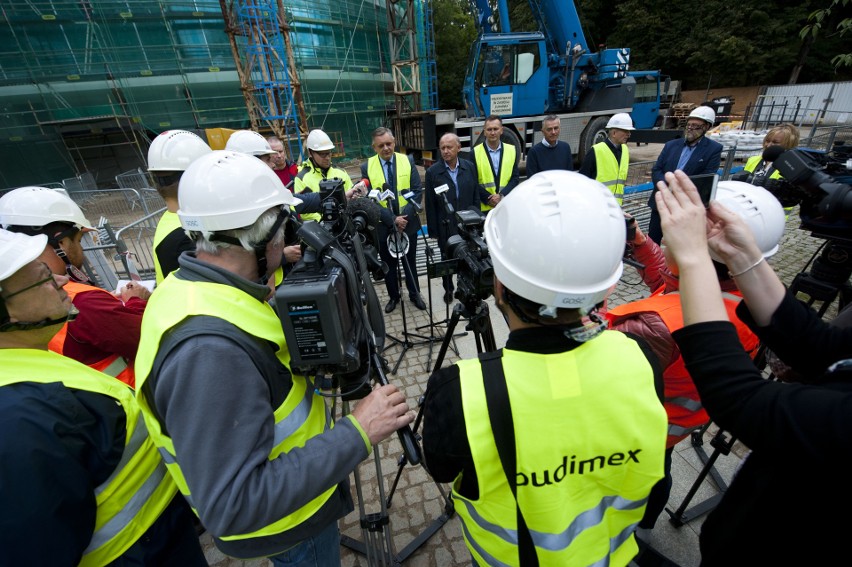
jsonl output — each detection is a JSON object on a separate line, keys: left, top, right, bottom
{"left": 607, "top": 289, "right": 759, "bottom": 447}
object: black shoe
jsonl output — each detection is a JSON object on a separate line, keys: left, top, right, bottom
{"left": 443, "top": 290, "right": 454, "bottom": 304}
{"left": 385, "top": 298, "right": 399, "bottom": 313}
{"left": 410, "top": 294, "right": 427, "bottom": 310}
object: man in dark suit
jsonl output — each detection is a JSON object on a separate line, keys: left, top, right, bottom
{"left": 647, "top": 106, "right": 722, "bottom": 243}
{"left": 425, "top": 133, "right": 490, "bottom": 304}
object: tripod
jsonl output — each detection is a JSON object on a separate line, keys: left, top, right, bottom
{"left": 383, "top": 225, "right": 438, "bottom": 373}
{"left": 337, "top": 347, "right": 449, "bottom": 566}
{"left": 384, "top": 296, "right": 497, "bottom": 550}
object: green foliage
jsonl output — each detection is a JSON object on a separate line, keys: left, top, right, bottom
{"left": 802, "top": 0, "right": 851, "bottom": 70}
{"left": 432, "top": 0, "right": 478, "bottom": 108}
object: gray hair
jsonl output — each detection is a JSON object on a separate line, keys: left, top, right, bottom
{"left": 372, "top": 126, "right": 394, "bottom": 140}
{"left": 193, "top": 207, "right": 287, "bottom": 255}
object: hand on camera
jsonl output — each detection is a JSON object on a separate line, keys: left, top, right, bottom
{"left": 351, "top": 384, "right": 415, "bottom": 445}
{"left": 283, "top": 244, "right": 302, "bottom": 263}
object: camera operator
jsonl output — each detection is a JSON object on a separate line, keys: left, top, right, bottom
{"left": 655, "top": 170, "right": 852, "bottom": 565}
{"left": 134, "top": 151, "right": 414, "bottom": 565}
{"left": 608, "top": 181, "right": 786, "bottom": 539}
{"left": 360, "top": 127, "right": 426, "bottom": 313}
{"left": 422, "top": 171, "right": 668, "bottom": 566}
{"left": 425, "top": 132, "right": 491, "bottom": 304}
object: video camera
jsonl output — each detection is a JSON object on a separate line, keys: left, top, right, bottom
{"left": 274, "top": 178, "right": 386, "bottom": 398}
{"left": 432, "top": 186, "right": 494, "bottom": 305}
{"left": 773, "top": 145, "right": 852, "bottom": 240}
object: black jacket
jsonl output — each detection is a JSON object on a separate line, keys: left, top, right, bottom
{"left": 424, "top": 158, "right": 488, "bottom": 250}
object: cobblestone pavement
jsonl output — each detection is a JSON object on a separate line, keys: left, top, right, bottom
{"left": 200, "top": 200, "right": 834, "bottom": 566}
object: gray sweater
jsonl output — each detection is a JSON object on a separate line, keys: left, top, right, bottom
{"left": 146, "top": 252, "right": 369, "bottom": 558}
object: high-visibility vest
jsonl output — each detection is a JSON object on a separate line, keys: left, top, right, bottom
{"left": 744, "top": 155, "right": 791, "bottom": 217}
{"left": 48, "top": 281, "right": 135, "bottom": 388}
{"left": 134, "top": 275, "right": 335, "bottom": 541}
{"left": 0, "top": 349, "right": 176, "bottom": 566}
{"left": 152, "top": 210, "right": 182, "bottom": 284}
{"left": 454, "top": 332, "right": 667, "bottom": 566}
{"left": 293, "top": 161, "right": 353, "bottom": 222}
{"left": 365, "top": 153, "right": 413, "bottom": 213}
{"left": 474, "top": 143, "right": 516, "bottom": 211}
{"left": 607, "top": 289, "right": 759, "bottom": 447}
{"left": 592, "top": 142, "right": 630, "bottom": 205}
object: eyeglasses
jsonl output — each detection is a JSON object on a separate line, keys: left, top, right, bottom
{"left": 685, "top": 124, "right": 706, "bottom": 131}
{"left": 313, "top": 151, "right": 332, "bottom": 157}
{"left": 2, "top": 274, "right": 59, "bottom": 301}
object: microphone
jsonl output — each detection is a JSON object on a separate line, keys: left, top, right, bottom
{"left": 347, "top": 197, "right": 383, "bottom": 231}
{"left": 762, "top": 145, "right": 785, "bottom": 163}
{"left": 434, "top": 183, "right": 455, "bottom": 216}
{"left": 351, "top": 178, "right": 369, "bottom": 197}
{"left": 402, "top": 191, "right": 421, "bottom": 213}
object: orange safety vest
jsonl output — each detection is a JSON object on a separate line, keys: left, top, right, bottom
{"left": 48, "top": 281, "right": 135, "bottom": 388}
{"left": 607, "top": 289, "right": 759, "bottom": 447}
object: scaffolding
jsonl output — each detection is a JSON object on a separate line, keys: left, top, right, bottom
{"left": 220, "top": 0, "right": 307, "bottom": 161}
{"left": 0, "top": 0, "right": 410, "bottom": 187}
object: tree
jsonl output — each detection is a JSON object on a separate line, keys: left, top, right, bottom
{"left": 432, "top": 0, "right": 478, "bottom": 108}
{"left": 796, "top": 0, "right": 852, "bottom": 82}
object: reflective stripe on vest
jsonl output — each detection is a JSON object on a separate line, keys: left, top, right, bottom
{"left": 0, "top": 349, "right": 176, "bottom": 566}
{"left": 48, "top": 280, "right": 135, "bottom": 388}
{"left": 453, "top": 333, "right": 667, "bottom": 565}
{"left": 153, "top": 210, "right": 182, "bottom": 284}
{"left": 474, "top": 143, "right": 516, "bottom": 211}
{"left": 365, "top": 153, "right": 412, "bottom": 211}
{"left": 607, "top": 290, "right": 759, "bottom": 447}
{"left": 294, "top": 162, "right": 352, "bottom": 222}
{"left": 592, "top": 142, "right": 629, "bottom": 205}
{"left": 134, "top": 276, "right": 335, "bottom": 541}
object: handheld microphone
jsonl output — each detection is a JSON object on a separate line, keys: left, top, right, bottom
{"left": 402, "top": 191, "right": 421, "bottom": 213}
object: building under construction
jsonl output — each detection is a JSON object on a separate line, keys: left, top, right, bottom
{"left": 0, "top": 0, "right": 437, "bottom": 189}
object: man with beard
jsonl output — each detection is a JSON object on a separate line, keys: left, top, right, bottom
{"left": 647, "top": 106, "right": 722, "bottom": 243}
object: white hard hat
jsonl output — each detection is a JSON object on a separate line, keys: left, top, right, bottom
{"left": 0, "top": 187, "right": 94, "bottom": 232}
{"left": 713, "top": 180, "right": 785, "bottom": 260}
{"left": 606, "top": 113, "right": 635, "bottom": 130}
{"left": 0, "top": 229, "right": 48, "bottom": 288}
{"left": 148, "top": 130, "right": 212, "bottom": 172}
{"left": 484, "top": 170, "right": 625, "bottom": 311}
{"left": 306, "top": 129, "right": 335, "bottom": 152}
{"left": 224, "top": 130, "right": 277, "bottom": 157}
{"left": 688, "top": 106, "right": 716, "bottom": 126}
{"left": 178, "top": 150, "right": 302, "bottom": 237}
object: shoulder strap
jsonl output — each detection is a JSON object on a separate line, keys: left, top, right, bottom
{"left": 479, "top": 350, "right": 539, "bottom": 566}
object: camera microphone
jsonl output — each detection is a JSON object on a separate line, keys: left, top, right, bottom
{"left": 348, "top": 197, "right": 383, "bottom": 230}
{"left": 762, "top": 145, "right": 785, "bottom": 163}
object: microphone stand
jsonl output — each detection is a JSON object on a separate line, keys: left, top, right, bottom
{"left": 381, "top": 191, "right": 434, "bottom": 374}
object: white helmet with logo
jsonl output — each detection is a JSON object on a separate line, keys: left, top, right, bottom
{"left": 688, "top": 106, "right": 716, "bottom": 126}
{"left": 484, "top": 170, "right": 625, "bottom": 312}
{"left": 0, "top": 229, "right": 48, "bottom": 286}
{"left": 306, "top": 129, "right": 335, "bottom": 152}
{"left": 148, "top": 130, "right": 212, "bottom": 172}
{"left": 0, "top": 187, "right": 94, "bottom": 232}
{"left": 178, "top": 151, "right": 301, "bottom": 237}
{"left": 606, "top": 113, "right": 635, "bottom": 130}
{"left": 712, "top": 180, "right": 785, "bottom": 260}
{"left": 224, "top": 130, "right": 277, "bottom": 157}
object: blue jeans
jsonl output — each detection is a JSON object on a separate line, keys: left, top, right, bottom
{"left": 270, "top": 521, "right": 341, "bottom": 567}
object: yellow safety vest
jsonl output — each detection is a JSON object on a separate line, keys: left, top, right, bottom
{"left": 134, "top": 275, "right": 336, "bottom": 541}
{"left": 365, "top": 153, "right": 412, "bottom": 212}
{"left": 0, "top": 349, "right": 176, "bottom": 567}
{"left": 744, "top": 155, "right": 791, "bottom": 218}
{"left": 474, "top": 143, "right": 516, "bottom": 212}
{"left": 592, "top": 142, "right": 630, "bottom": 205}
{"left": 152, "top": 210, "right": 183, "bottom": 284}
{"left": 454, "top": 331, "right": 667, "bottom": 566}
{"left": 294, "top": 161, "right": 353, "bottom": 222}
